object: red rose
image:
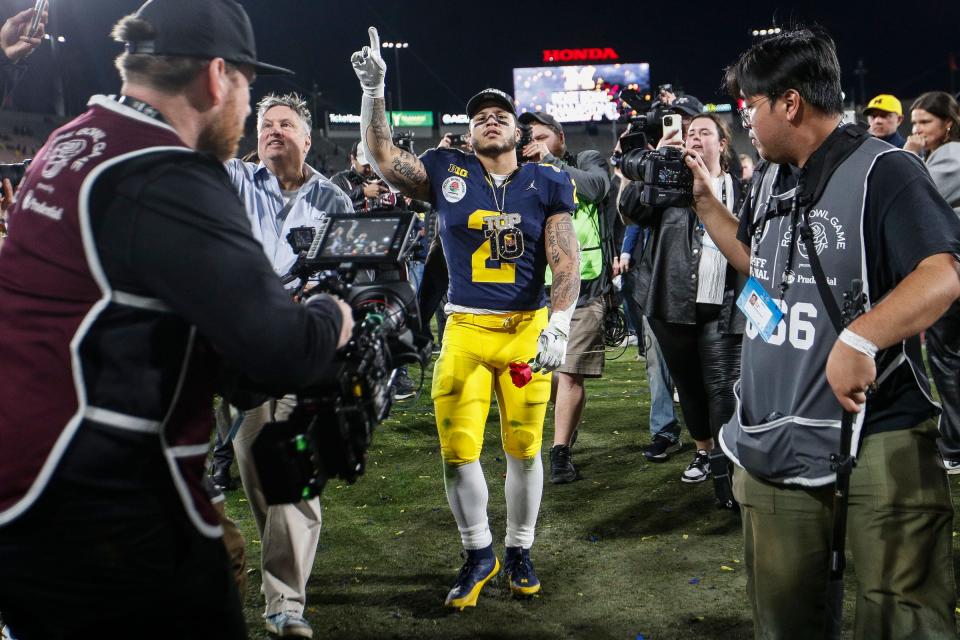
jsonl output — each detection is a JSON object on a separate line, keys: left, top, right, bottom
{"left": 509, "top": 361, "right": 533, "bottom": 388}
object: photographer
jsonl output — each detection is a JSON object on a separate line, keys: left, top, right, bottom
{"left": 0, "top": 3, "right": 351, "bottom": 639}
{"left": 330, "top": 140, "right": 390, "bottom": 211}
{"left": 225, "top": 92, "right": 353, "bottom": 639}
{"left": 353, "top": 28, "right": 580, "bottom": 608}
{"left": 518, "top": 111, "right": 611, "bottom": 483}
{"left": 689, "top": 28, "right": 960, "bottom": 636}
{"left": 618, "top": 113, "right": 743, "bottom": 504}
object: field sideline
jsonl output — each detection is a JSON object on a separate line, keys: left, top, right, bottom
{"left": 223, "top": 352, "right": 960, "bottom": 639}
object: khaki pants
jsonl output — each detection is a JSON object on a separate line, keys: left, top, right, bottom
{"left": 233, "top": 396, "right": 322, "bottom": 617}
{"left": 734, "top": 419, "right": 956, "bottom": 640}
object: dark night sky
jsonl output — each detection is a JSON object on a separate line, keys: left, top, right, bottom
{"left": 4, "top": 0, "right": 959, "bottom": 120}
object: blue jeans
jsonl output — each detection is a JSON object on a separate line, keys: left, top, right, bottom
{"left": 407, "top": 260, "right": 424, "bottom": 293}
{"left": 642, "top": 316, "right": 679, "bottom": 441}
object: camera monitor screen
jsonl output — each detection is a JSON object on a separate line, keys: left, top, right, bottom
{"left": 513, "top": 62, "right": 650, "bottom": 123}
{"left": 314, "top": 214, "right": 413, "bottom": 262}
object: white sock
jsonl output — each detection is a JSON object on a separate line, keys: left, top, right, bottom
{"left": 443, "top": 460, "right": 492, "bottom": 550}
{"left": 504, "top": 453, "right": 543, "bottom": 549}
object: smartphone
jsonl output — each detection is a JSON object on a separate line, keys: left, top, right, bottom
{"left": 29, "top": 0, "right": 47, "bottom": 38}
{"left": 662, "top": 114, "right": 682, "bottom": 142}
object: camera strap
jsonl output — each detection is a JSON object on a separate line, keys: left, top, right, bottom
{"left": 114, "top": 95, "right": 167, "bottom": 125}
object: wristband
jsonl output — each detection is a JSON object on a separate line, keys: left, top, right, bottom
{"left": 839, "top": 328, "right": 878, "bottom": 359}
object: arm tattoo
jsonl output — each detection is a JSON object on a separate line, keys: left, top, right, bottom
{"left": 364, "top": 98, "right": 430, "bottom": 199}
{"left": 545, "top": 214, "right": 580, "bottom": 311}
{"left": 550, "top": 271, "right": 578, "bottom": 312}
{"left": 554, "top": 219, "right": 575, "bottom": 259}
{"left": 366, "top": 98, "right": 393, "bottom": 149}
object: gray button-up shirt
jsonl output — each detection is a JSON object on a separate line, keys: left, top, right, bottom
{"left": 225, "top": 159, "right": 353, "bottom": 277}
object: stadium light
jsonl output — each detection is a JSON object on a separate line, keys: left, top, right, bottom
{"left": 381, "top": 42, "right": 411, "bottom": 111}
{"left": 750, "top": 26, "right": 781, "bottom": 38}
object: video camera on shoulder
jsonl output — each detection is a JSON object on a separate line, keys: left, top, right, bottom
{"left": 612, "top": 88, "right": 693, "bottom": 211}
{"left": 393, "top": 131, "right": 415, "bottom": 155}
{"left": 252, "top": 211, "right": 432, "bottom": 505}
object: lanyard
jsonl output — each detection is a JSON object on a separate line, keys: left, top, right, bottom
{"left": 115, "top": 95, "right": 167, "bottom": 124}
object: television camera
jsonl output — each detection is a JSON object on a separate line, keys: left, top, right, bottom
{"left": 252, "top": 211, "right": 431, "bottom": 505}
{"left": 612, "top": 88, "right": 693, "bottom": 211}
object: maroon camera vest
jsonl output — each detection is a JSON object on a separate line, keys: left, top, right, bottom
{"left": 0, "top": 96, "right": 222, "bottom": 536}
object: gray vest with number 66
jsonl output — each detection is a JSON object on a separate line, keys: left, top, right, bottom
{"left": 719, "top": 136, "right": 921, "bottom": 487}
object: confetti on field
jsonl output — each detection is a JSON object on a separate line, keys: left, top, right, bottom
{"left": 395, "top": 530, "right": 404, "bottom": 536}
{"left": 682, "top": 534, "right": 689, "bottom": 540}
{"left": 641, "top": 535, "right": 655, "bottom": 541}
{"left": 588, "top": 534, "right": 600, "bottom": 543}
{"left": 689, "top": 577, "right": 700, "bottom": 585}
{"left": 720, "top": 565, "right": 735, "bottom": 571}
{"left": 418, "top": 475, "right": 431, "bottom": 479}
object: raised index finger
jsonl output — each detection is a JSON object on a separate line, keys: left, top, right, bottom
{"left": 368, "top": 27, "right": 380, "bottom": 53}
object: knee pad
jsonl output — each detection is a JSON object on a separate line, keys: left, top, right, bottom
{"left": 500, "top": 375, "right": 550, "bottom": 459}
{"left": 439, "top": 422, "right": 483, "bottom": 466}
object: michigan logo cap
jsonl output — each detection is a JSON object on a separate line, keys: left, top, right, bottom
{"left": 864, "top": 94, "right": 903, "bottom": 116}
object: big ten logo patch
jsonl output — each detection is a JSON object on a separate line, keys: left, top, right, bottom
{"left": 447, "top": 163, "right": 468, "bottom": 178}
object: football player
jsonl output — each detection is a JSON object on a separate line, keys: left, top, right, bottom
{"left": 352, "top": 28, "right": 580, "bottom": 608}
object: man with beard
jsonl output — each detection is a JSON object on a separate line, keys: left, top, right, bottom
{"left": 0, "top": 2, "right": 351, "bottom": 638}
{"left": 224, "top": 92, "right": 351, "bottom": 639}
{"left": 351, "top": 27, "right": 580, "bottom": 608}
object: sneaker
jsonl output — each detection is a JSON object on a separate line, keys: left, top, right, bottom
{"left": 642, "top": 433, "right": 682, "bottom": 462}
{"left": 945, "top": 458, "right": 960, "bottom": 475}
{"left": 549, "top": 444, "right": 579, "bottom": 484}
{"left": 444, "top": 549, "right": 500, "bottom": 610}
{"left": 264, "top": 611, "right": 313, "bottom": 638}
{"left": 503, "top": 546, "right": 541, "bottom": 597}
{"left": 211, "top": 468, "right": 234, "bottom": 491}
{"left": 681, "top": 449, "right": 711, "bottom": 483}
{"left": 393, "top": 372, "right": 416, "bottom": 400}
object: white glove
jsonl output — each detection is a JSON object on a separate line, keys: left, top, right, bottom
{"left": 350, "top": 26, "right": 386, "bottom": 99}
{"left": 532, "top": 309, "right": 573, "bottom": 373}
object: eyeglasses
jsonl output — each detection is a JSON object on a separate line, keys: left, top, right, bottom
{"left": 738, "top": 96, "right": 770, "bottom": 129}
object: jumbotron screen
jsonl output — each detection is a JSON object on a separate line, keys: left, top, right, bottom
{"left": 513, "top": 63, "right": 650, "bottom": 123}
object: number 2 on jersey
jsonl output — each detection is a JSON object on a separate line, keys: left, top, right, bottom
{"left": 467, "top": 209, "right": 516, "bottom": 284}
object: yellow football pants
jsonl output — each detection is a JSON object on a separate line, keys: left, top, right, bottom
{"left": 432, "top": 308, "right": 551, "bottom": 466}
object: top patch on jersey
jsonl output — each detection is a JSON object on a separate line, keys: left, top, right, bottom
{"left": 442, "top": 176, "right": 467, "bottom": 203}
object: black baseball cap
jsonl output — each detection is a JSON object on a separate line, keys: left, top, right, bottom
{"left": 466, "top": 88, "right": 516, "bottom": 119}
{"left": 518, "top": 111, "right": 563, "bottom": 133}
{"left": 669, "top": 95, "right": 705, "bottom": 117}
{"left": 124, "top": 0, "right": 293, "bottom": 76}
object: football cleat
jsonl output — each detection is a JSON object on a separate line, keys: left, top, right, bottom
{"left": 444, "top": 550, "right": 500, "bottom": 610}
{"left": 503, "top": 546, "right": 540, "bottom": 597}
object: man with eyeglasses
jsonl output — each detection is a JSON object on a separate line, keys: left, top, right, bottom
{"left": 351, "top": 27, "right": 580, "bottom": 609}
{"left": 685, "top": 28, "right": 960, "bottom": 637}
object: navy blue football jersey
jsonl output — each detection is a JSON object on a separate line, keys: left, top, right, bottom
{"left": 420, "top": 148, "right": 576, "bottom": 310}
